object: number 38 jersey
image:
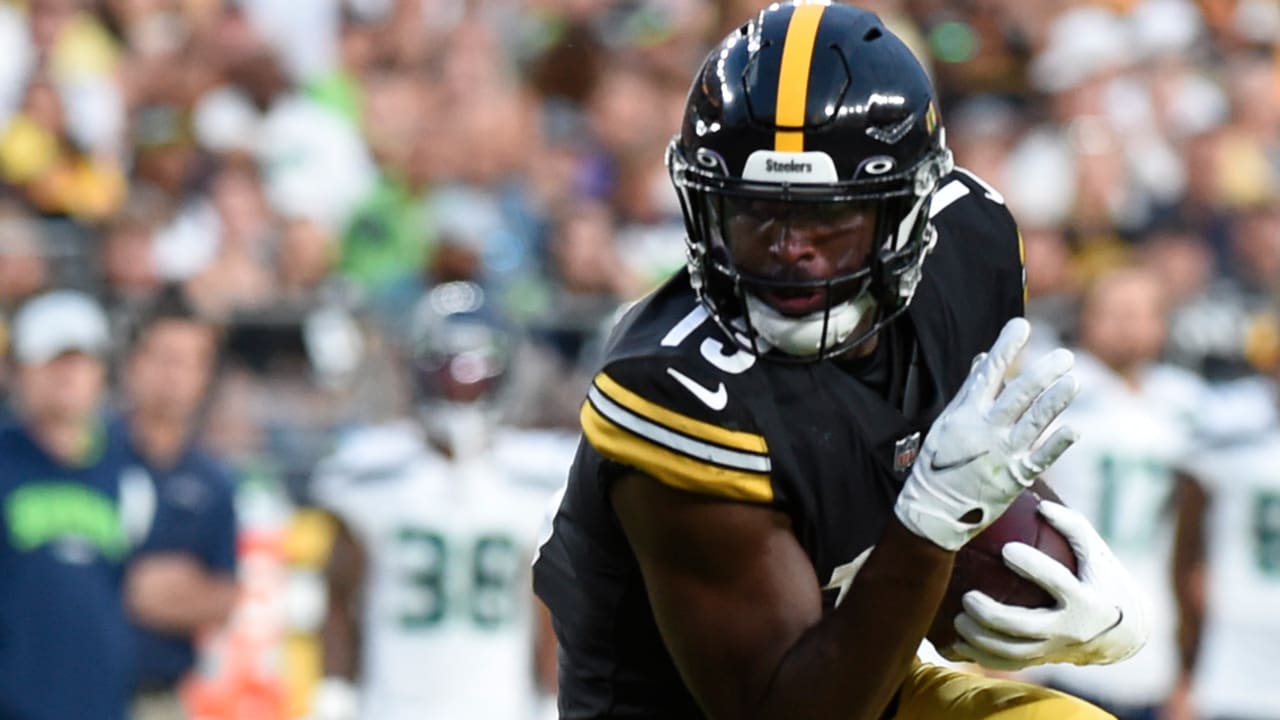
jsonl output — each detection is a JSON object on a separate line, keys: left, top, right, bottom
{"left": 533, "top": 171, "right": 1027, "bottom": 718}
{"left": 314, "top": 421, "right": 572, "bottom": 720}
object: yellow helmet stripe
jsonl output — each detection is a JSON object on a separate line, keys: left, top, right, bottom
{"left": 774, "top": 2, "right": 827, "bottom": 152}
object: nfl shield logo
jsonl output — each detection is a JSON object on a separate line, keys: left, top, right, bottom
{"left": 893, "top": 432, "right": 921, "bottom": 473}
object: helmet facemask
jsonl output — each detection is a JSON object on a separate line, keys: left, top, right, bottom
{"left": 669, "top": 139, "right": 952, "bottom": 361}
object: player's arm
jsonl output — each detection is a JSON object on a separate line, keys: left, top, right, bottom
{"left": 614, "top": 474, "right": 950, "bottom": 720}
{"left": 533, "top": 597, "right": 558, "bottom": 695}
{"left": 610, "top": 318, "right": 1078, "bottom": 718}
{"left": 1171, "top": 471, "right": 1207, "bottom": 686}
{"left": 312, "top": 514, "right": 365, "bottom": 720}
{"left": 322, "top": 515, "right": 364, "bottom": 680}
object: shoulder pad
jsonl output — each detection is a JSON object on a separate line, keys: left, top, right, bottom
{"left": 311, "top": 422, "right": 426, "bottom": 496}
{"left": 580, "top": 355, "right": 774, "bottom": 504}
{"left": 493, "top": 429, "right": 580, "bottom": 491}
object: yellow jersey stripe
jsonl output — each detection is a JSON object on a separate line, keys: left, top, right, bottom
{"left": 592, "top": 372, "right": 768, "bottom": 455}
{"left": 586, "top": 386, "right": 770, "bottom": 472}
{"left": 1017, "top": 229, "right": 1028, "bottom": 307}
{"left": 773, "top": 2, "right": 826, "bottom": 151}
{"left": 581, "top": 401, "right": 774, "bottom": 504}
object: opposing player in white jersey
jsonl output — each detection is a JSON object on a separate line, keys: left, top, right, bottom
{"left": 310, "top": 282, "right": 575, "bottom": 720}
{"left": 1176, "top": 365, "right": 1280, "bottom": 719}
{"left": 1029, "top": 267, "right": 1206, "bottom": 719}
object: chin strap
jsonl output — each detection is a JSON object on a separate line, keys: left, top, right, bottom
{"left": 742, "top": 290, "right": 877, "bottom": 358}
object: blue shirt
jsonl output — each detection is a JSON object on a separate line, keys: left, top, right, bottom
{"left": 121, "top": 425, "right": 237, "bottom": 691}
{"left": 0, "top": 422, "right": 135, "bottom": 720}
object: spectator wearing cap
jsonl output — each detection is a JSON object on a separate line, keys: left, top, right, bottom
{"left": 118, "top": 286, "right": 237, "bottom": 720}
{"left": 0, "top": 289, "right": 139, "bottom": 720}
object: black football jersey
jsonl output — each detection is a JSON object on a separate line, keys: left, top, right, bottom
{"left": 533, "top": 170, "right": 1026, "bottom": 718}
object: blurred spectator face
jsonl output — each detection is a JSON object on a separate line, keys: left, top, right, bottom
{"left": 132, "top": 105, "right": 199, "bottom": 197}
{"left": 439, "top": 19, "right": 504, "bottom": 98}
{"left": 0, "top": 211, "right": 49, "bottom": 308}
{"left": 452, "top": 87, "right": 530, "bottom": 187}
{"left": 22, "top": 78, "right": 66, "bottom": 139}
{"left": 1022, "top": 225, "right": 1075, "bottom": 299}
{"left": 339, "top": 16, "right": 375, "bottom": 74}
{"left": 212, "top": 158, "right": 269, "bottom": 247}
{"left": 1079, "top": 268, "right": 1169, "bottom": 373}
{"left": 1068, "top": 116, "right": 1128, "bottom": 228}
{"left": 17, "top": 352, "right": 106, "bottom": 426}
{"left": 103, "top": 220, "right": 160, "bottom": 296}
{"left": 109, "top": 0, "right": 187, "bottom": 57}
{"left": 229, "top": 47, "right": 288, "bottom": 111}
{"left": 200, "top": 366, "right": 261, "bottom": 461}
{"left": 1141, "top": 230, "right": 1213, "bottom": 307}
{"left": 278, "top": 218, "right": 334, "bottom": 291}
{"left": 611, "top": 152, "right": 671, "bottom": 225}
{"left": 587, "top": 63, "right": 663, "bottom": 157}
{"left": 30, "top": 0, "right": 82, "bottom": 51}
{"left": 362, "top": 69, "right": 427, "bottom": 175}
{"left": 1182, "top": 129, "right": 1222, "bottom": 208}
{"left": 1228, "top": 55, "right": 1280, "bottom": 135}
{"left": 126, "top": 317, "right": 218, "bottom": 422}
{"left": 552, "top": 202, "right": 620, "bottom": 294}
{"left": 1232, "top": 205, "right": 1280, "bottom": 289}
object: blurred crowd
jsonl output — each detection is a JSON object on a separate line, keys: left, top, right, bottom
{"left": 0, "top": 0, "right": 1276, "bottom": 718}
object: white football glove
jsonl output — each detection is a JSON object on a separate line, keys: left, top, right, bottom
{"left": 943, "top": 500, "right": 1149, "bottom": 670}
{"left": 309, "top": 677, "right": 360, "bottom": 720}
{"left": 895, "top": 318, "right": 1080, "bottom": 551}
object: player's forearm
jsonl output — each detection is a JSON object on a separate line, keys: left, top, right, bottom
{"left": 754, "top": 519, "right": 952, "bottom": 720}
{"left": 1172, "top": 474, "right": 1206, "bottom": 674}
{"left": 132, "top": 574, "right": 237, "bottom": 632}
{"left": 321, "top": 605, "right": 361, "bottom": 680}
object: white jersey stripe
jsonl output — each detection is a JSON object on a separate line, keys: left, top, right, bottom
{"left": 928, "top": 179, "right": 969, "bottom": 219}
{"left": 661, "top": 304, "right": 709, "bottom": 347}
{"left": 587, "top": 386, "right": 771, "bottom": 473}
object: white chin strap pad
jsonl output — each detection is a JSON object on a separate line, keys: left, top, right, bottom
{"left": 743, "top": 291, "right": 877, "bottom": 357}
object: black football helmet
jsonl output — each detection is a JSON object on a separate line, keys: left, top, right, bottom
{"left": 667, "top": 0, "right": 953, "bottom": 360}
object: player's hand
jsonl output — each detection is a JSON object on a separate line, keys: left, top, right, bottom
{"left": 308, "top": 677, "right": 360, "bottom": 720}
{"left": 944, "top": 500, "right": 1149, "bottom": 669}
{"left": 895, "top": 318, "right": 1080, "bottom": 551}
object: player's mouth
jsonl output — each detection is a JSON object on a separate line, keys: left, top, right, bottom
{"left": 762, "top": 287, "right": 828, "bottom": 316}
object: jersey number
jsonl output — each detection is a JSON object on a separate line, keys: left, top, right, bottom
{"left": 396, "top": 528, "right": 520, "bottom": 629}
{"left": 1253, "top": 492, "right": 1280, "bottom": 578}
{"left": 1096, "top": 454, "right": 1170, "bottom": 550}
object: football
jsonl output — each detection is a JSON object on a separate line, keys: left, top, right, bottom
{"left": 926, "top": 479, "right": 1079, "bottom": 650}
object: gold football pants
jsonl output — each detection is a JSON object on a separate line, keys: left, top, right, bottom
{"left": 892, "top": 660, "right": 1115, "bottom": 720}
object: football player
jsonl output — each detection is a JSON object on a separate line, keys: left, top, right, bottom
{"left": 1026, "top": 267, "right": 1207, "bottom": 718}
{"left": 310, "top": 282, "right": 573, "bottom": 720}
{"left": 1174, "top": 351, "right": 1280, "bottom": 719}
{"left": 533, "top": 3, "right": 1146, "bottom": 718}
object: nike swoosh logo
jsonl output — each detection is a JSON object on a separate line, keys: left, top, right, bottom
{"left": 666, "top": 367, "right": 728, "bottom": 411}
{"left": 928, "top": 450, "right": 990, "bottom": 473}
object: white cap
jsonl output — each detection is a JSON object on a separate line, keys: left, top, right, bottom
{"left": 1130, "top": 0, "right": 1204, "bottom": 59}
{"left": 10, "top": 290, "right": 111, "bottom": 365}
{"left": 1030, "top": 7, "right": 1134, "bottom": 93}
